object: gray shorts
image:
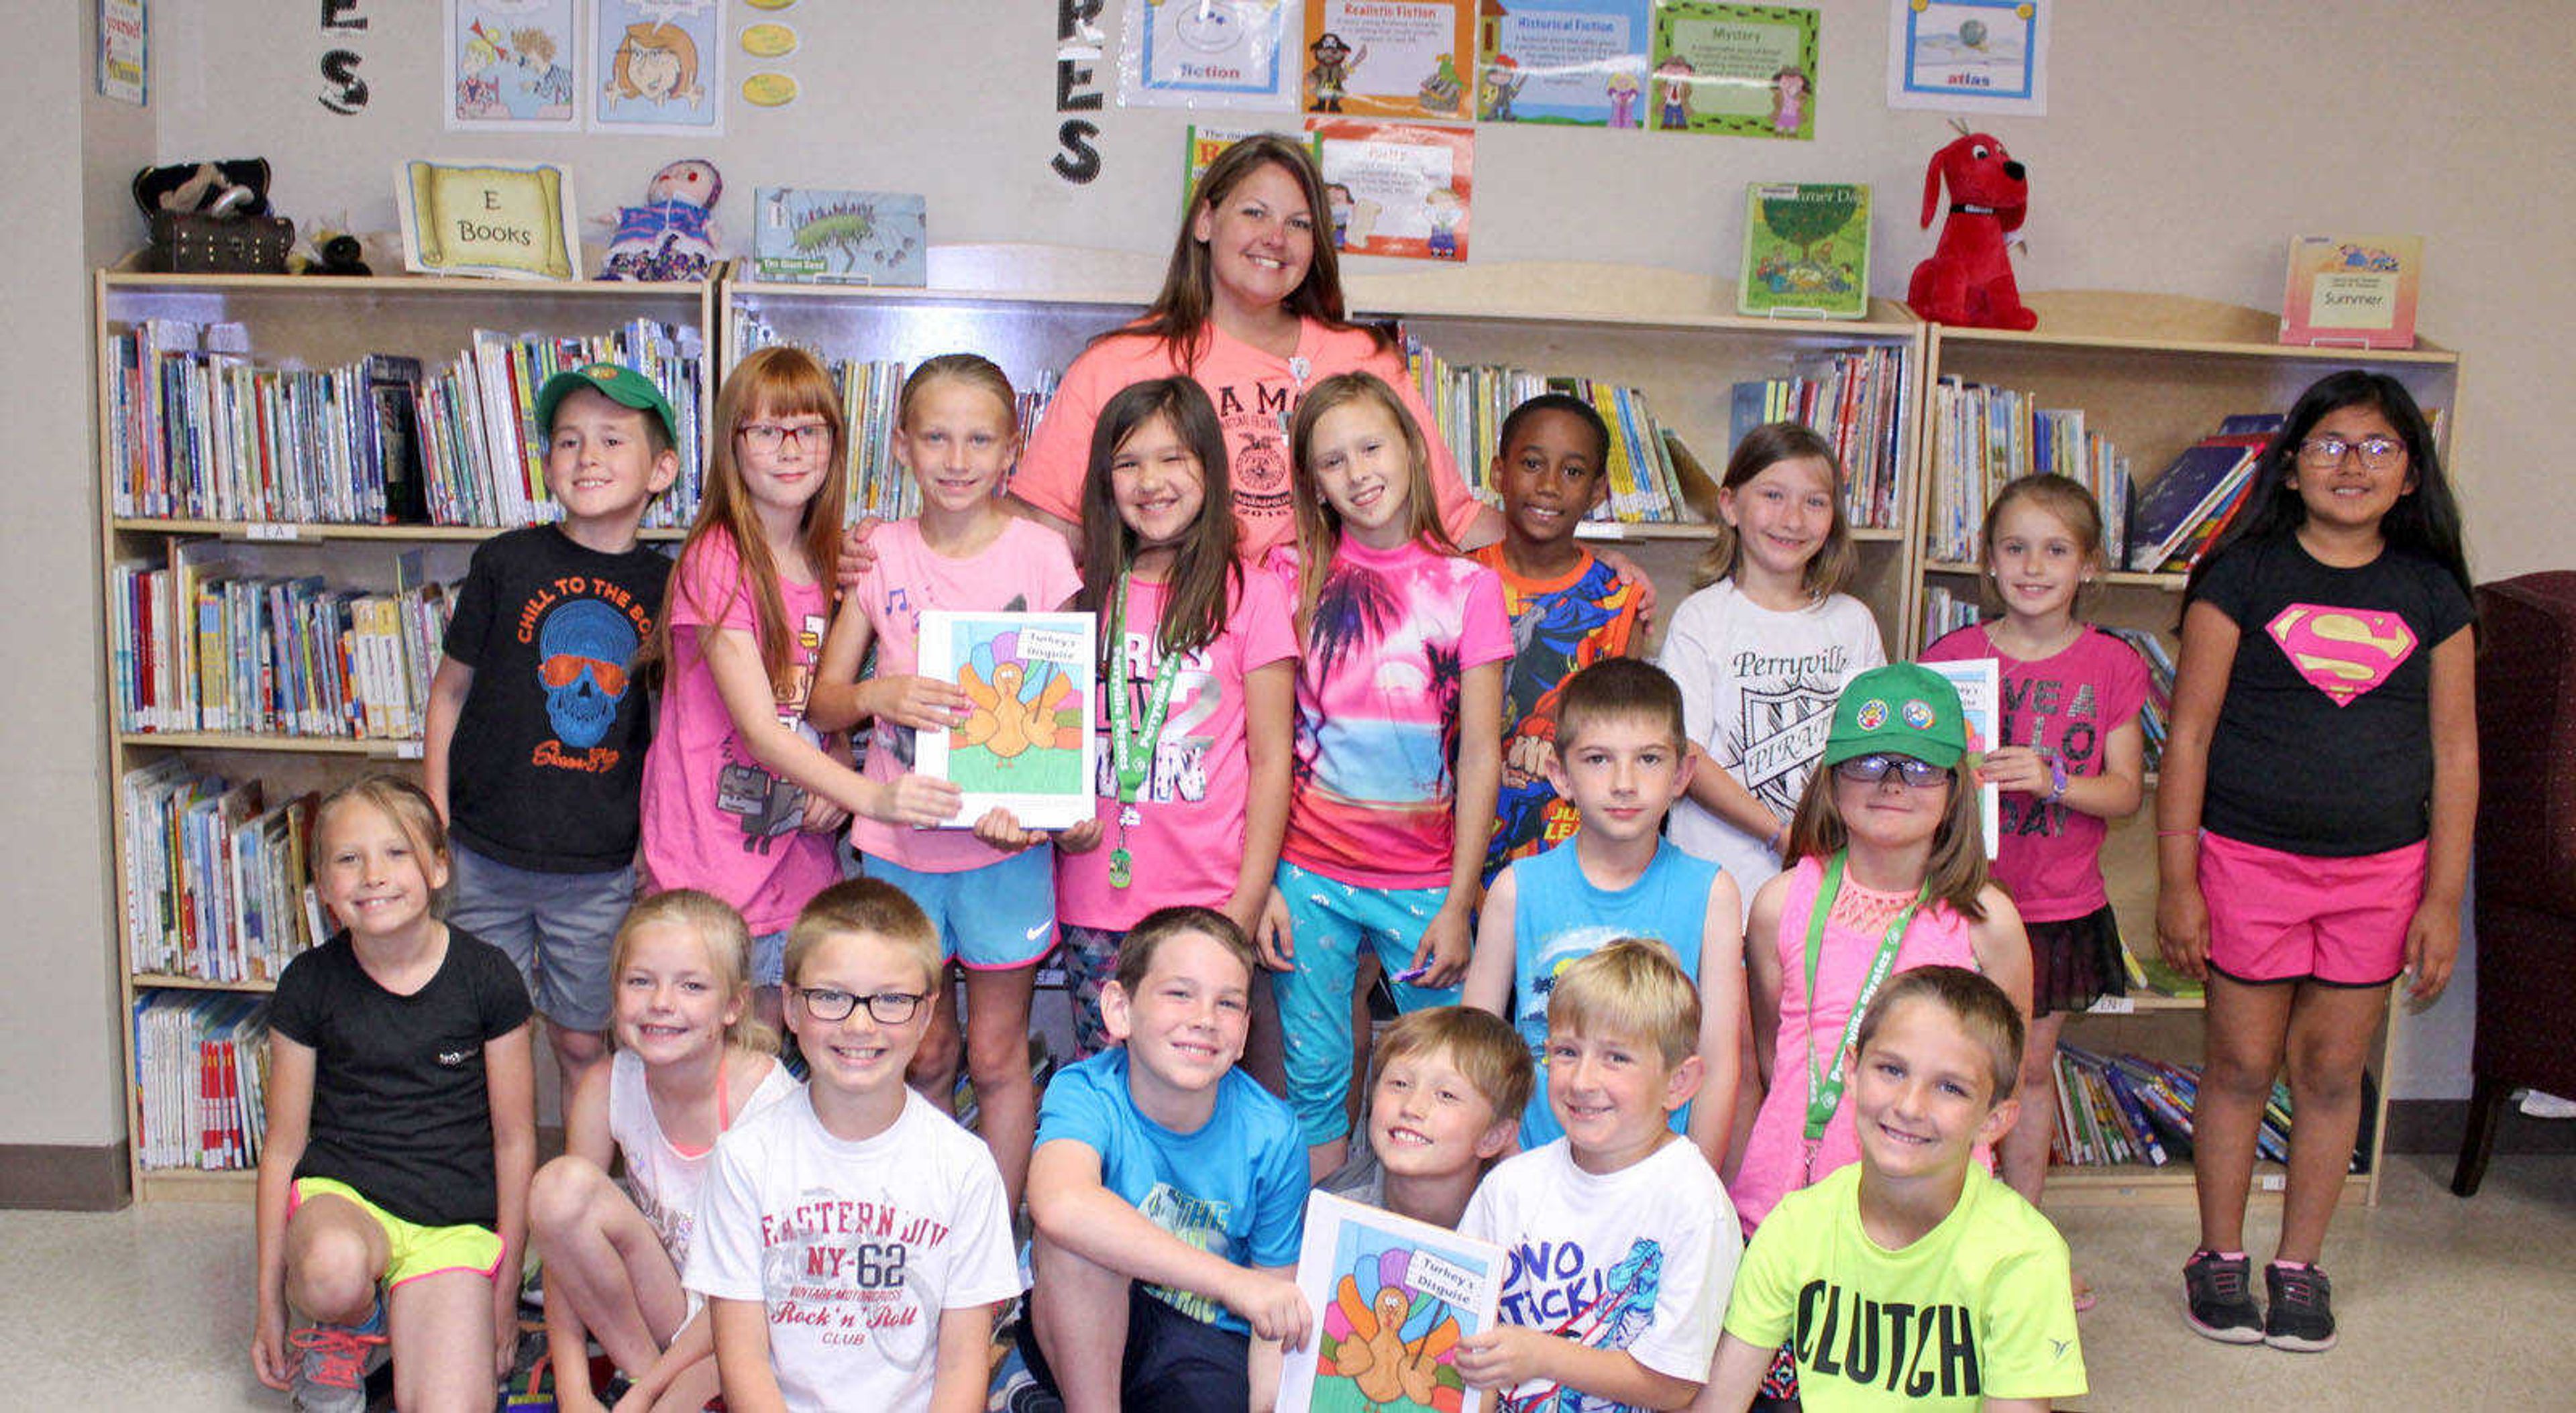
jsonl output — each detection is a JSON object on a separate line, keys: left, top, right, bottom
{"left": 446, "top": 842, "right": 632, "bottom": 1033}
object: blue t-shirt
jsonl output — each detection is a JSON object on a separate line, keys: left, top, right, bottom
{"left": 1035, "top": 1048, "right": 1308, "bottom": 1332}
{"left": 1509, "top": 838, "right": 1725, "bottom": 1149}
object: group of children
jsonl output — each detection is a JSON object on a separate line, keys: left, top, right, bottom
{"left": 246, "top": 154, "right": 2475, "bottom": 1410}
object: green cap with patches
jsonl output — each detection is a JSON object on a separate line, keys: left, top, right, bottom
{"left": 535, "top": 361, "right": 680, "bottom": 447}
{"left": 1824, "top": 662, "right": 1968, "bottom": 769}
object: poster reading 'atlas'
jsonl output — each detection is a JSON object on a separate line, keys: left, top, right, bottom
{"left": 914, "top": 612, "right": 1098, "bottom": 831}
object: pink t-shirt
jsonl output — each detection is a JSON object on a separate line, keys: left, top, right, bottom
{"left": 1013, "top": 320, "right": 1483, "bottom": 563}
{"left": 639, "top": 534, "right": 839, "bottom": 936}
{"left": 1920, "top": 624, "right": 2152, "bottom": 922}
{"left": 1273, "top": 537, "right": 1514, "bottom": 890}
{"left": 845, "top": 516, "right": 1083, "bottom": 873}
{"left": 1057, "top": 565, "right": 1300, "bottom": 931}
{"left": 1734, "top": 855, "right": 1986, "bottom": 1233}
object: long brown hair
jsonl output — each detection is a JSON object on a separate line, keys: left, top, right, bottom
{"left": 1693, "top": 420, "right": 1856, "bottom": 598}
{"left": 1782, "top": 758, "right": 1990, "bottom": 921}
{"left": 646, "top": 346, "right": 849, "bottom": 696}
{"left": 1125, "top": 133, "right": 1387, "bottom": 368}
{"left": 1076, "top": 378, "right": 1241, "bottom": 667}
{"left": 1286, "top": 372, "right": 1458, "bottom": 628}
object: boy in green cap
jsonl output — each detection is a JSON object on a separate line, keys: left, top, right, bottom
{"left": 425, "top": 362, "right": 683, "bottom": 1098}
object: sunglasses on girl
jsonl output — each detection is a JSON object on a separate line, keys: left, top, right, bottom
{"left": 1832, "top": 753, "right": 1949, "bottom": 788}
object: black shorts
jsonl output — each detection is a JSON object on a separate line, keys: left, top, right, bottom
{"left": 1017, "top": 1281, "right": 1250, "bottom": 1413}
{"left": 2026, "top": 902, "right": 2129, "bottom": 1016}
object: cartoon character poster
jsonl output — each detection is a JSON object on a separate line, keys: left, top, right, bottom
{"left": 445, "top": 0, "right": 580, "bottom": 131}
{"left": 915, "top": 612, "right": 1098, "bottom": 830}
{"left": 1122, "top": 0, "right": 1301, "bottom": 111}
{"left": 1302, "top": 0, "right": 1476, "bottom": 120}
{"left": 1309, "top": 120, "right": 1473, "bottom": 262}
{"left": 1647, "top": 2, "right": 1818, "bottom": 138}
{"left": 1474, "top": 1, "right": 1652, "bottom": 127}
{"left": 1281, "top": 1193, "right": 1504, "bottom": 1413}
{"left": 591, "top": 0, "right": 724, "bottom": 136}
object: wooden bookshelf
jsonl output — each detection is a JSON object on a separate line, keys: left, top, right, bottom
{"left": 1912, "top": 292, "right": 2459, "bottom": 1206}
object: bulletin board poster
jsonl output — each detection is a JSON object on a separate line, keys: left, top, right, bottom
{"left": 99, "top": 0, "right": 148, "bottom": 105}
{"left": 397, "top": 160, "right": 583, "bottom": 281}
{"left": 1310, "top": 120, "right": 1473, "bottom": 262}
{"left": 1476, "top": 1, "right": 1652, "bottom": 128}
{"left": 1648, "top": 2, "right": 1819, "bottom": 139}
{"left": 1301, "top": 0, "right": 1476, "bottom": 122}
{"left": 446, "top": 0, "right": 580, "bottom": 132}
{"left": 1124, "top": 0, "right": 1301, "bottom": 111}
{"left": 1885, "top": 0, "right": 2048, "bottom": 117}
{"left": 591, "top": 0, "right": 725, "bottom": 135}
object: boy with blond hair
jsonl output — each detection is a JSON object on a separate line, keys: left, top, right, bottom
{"left": 684, "top": 879, "right": 1020, "bottom": 1412}
{"left": 1324, "top": 1005, "right": 1536, "bottom": 1230}
{"left": 1467, "top": 657, "right": 1746, "bottom": 1168}
{"left": 1697, "top": 966, "right": 2085, "bottom": 1412}
{"left": 1456, "top": 940, "right": 1742, "bottom": 1412}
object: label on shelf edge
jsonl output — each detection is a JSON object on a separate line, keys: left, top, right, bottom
{"left": 394, "top": 740, "right": 424, "bottom": 760}
{"left": 2088, "top": 996, "right": 2137, "bottom": 1015}
{"left": 241, "top": 522, "right": 304, "bottom": 542}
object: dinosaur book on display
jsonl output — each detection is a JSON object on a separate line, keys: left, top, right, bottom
{"left": 914, "top": 611, "right": 1099, "bottom": 830}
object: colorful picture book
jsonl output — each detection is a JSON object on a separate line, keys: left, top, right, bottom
{"left": 750, "top": 188, "right": 926, "bottom": 286}
{"left": 914, "top": 612, "right": 1098, "bottom": 832}
{"left": 2124, "top": 433, "right": 2269, "bottom": 572}
{"left": 1738, "top": 182, "right": 1870, "bottom": 319}
{"left": 2278, "top": 233, "right": 2422, "bottom": 349}
{"left": 1279, "top": 1191, "right": 1505, "bottom": 1413}
{"left": 1919, "top": 657, "right": 1999, "bottom": 858}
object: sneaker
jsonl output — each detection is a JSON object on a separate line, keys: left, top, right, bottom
{"left": 290, "top": 1297, "right": 388, "bottom": 1413}
{"left": 2264, "top": 1261, "right": 2337, "bottom": 1352}
{"left": 2182, "top": 1249, "right": 2263, "bottom": 1344}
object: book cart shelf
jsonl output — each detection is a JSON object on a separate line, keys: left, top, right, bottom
{"left": 95, "top": 272, "right": 713, "bottom": 1201}
{"left": 1908, "top": 291, "right": 2463, "bottom": 1208}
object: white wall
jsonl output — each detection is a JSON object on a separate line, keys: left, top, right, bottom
{"left": 9, "top": 3, "right": 2567, "bottom": 1167}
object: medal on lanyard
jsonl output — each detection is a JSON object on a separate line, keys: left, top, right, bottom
{"left": 1106, "top": 573, "right": 1182, "bottom": 889}
{"left": 1799, "top": 851, "right": 1929, "bottom": 1170}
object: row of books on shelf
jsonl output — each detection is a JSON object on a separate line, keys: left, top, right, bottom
{"left": 1399, "top": 335, "right": 1705, "bottom": 526}
{"left": 133, "top": 991, "right": 270, "bottom": 1172}
{"left": 111, "top": 543, "right": 454, "bottom": 739}
{"left": 121, "top": 760, "right": 327, "bottom": 984}
{"left": 726, "top": 315, "right": 1059, "bottom": 522}
{"left": 2121, "top": 415, "right": 2284, "bottom": 573}
{"left": 1922, "top": 376, "right": 2133, "bottom": 564}
{"left": 2050, "top": 1044, "right": 2371, "bottom": 1174}
{"left": 1725, "top": 344, "right": 1912, "bottom": 531}
{"left": 105, "top": 316, "right": 706, "bottom": 530}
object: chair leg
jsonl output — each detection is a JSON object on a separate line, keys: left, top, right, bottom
{"left": 2452, "top": 1072, "right": 2507, "bottom": 1197}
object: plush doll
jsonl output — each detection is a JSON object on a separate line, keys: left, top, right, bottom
{"left": 598, "top": 158, "right": 723, "bottom": 282}
{"left": 1907, "top": 126, "right": 2036, "bottom": 331}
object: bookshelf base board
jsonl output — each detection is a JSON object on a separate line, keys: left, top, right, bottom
{"left": 0, "top": 1141, "right": 131, "bottom": 1210}
{"left": 2041, "top": 1167, "right": 2375, "bottom": 1208}
{"left": 133, "top": 1167, "right": 257, "bottom": 1203}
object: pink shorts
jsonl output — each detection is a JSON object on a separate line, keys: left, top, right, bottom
{"left": 2198, "top": 832, "right": 2426, "bottom": 987}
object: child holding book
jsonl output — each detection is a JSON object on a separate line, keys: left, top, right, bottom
{"left": 1465, "top": 657, "right": 1746, "bottom": 1168}
{"left": 250, "top": 777, "right": 535, "bottom": 1412}
{"left": 1323, "top": 1005, "right": 1536, "bottom": 1231}
{"left": 1022, "top": 906, "right": 1313, "bottom": 1413}
{"left": 2157, "top": 370, "right": 2475, "bottom": 1352}
{"left": 1919, "top": 474, "right": 2147, "bottom": 1296}
{"left": 684, "top": 879, "right": 1020, "bottom": 1413}
{"left": 1271, "top": 372, "right": 1512, "bottom": 1180}
{"left": 423, "top": 361, "right": 680, "bottom": 1100}
{"left": 1699, "top": 966, "right": 2088, "bottom": 1412}
{"left": 805, "top": 353, "right": 1080, "bottom": 1210}
{"left": 1455, "top": 940, "right": 1740, "bottom": 1412}
{"left": 1470, "top": 392, "right": 1648, "bottom": 879}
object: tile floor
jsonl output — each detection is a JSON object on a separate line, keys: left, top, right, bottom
{"left": 1, "top": 1151, "right": 2567, "bottom": 1409}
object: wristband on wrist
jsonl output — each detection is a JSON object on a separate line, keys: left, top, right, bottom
{"left": 2044, "top": 755, "right": 2070, "bottom": 803}
{"left": 1765, "top": 824, "right": 1786, "bottom": 854}
{"left": 2155, "top": 828, "right": 2196, "bottom": 838}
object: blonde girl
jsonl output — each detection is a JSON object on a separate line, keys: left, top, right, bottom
{"left": 1047, "top": 376, "right": 1299, "bottom": 1071}
{"left": 806, "top": 353, "right": 1081, "bottom": 1210}
{"left": 1921, "top": 473, "right": 2149, "bottom": 1283}
{"left": 1270, "top": 370, "right": 1511, "bottom": 1179}
{"left": 639, "top": 346, "right": 961, "bottom": 1024}
{"left": 1658, "top": 420, "right": 1886, "bottom": 914}
{"left": 251, "top": 777, "right": 536, "bottom": 1412}
{"left": 527, "top": 890, "right": 796, "bottom": 1413}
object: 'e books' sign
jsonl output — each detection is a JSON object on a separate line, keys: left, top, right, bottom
{"left": 398, "top": 161, "right": 581, "bottom": 280}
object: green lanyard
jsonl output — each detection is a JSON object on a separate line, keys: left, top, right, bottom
{"left": 1106, "top": 572, "right": 1182, "bottom": 889}
{"left": 1802, "top": 851, "right": 1928, "bottom": 1142}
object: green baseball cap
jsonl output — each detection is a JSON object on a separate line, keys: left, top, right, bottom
{"left": 1824, "top": 663, "right": 1968, "bottom": 769}
{"left": 535, "top": 361, "right": 680, "bottom": 447}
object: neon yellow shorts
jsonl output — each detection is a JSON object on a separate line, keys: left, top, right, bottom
{"left": 290, "top": 1176, "right": 505, "bottom": 1289}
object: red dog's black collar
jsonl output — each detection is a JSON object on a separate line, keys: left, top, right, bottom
{"left": 1951, "top": 203, "right": 2003, "bottom": 215}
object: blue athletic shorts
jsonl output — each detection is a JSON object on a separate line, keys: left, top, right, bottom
{"left": 1273, "top": 860, "right": 1460, "bottom": 1145}
{"left": 864, "top": 848, "right": 1057, "bottom": 970}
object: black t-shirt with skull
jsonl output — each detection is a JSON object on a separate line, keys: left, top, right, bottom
{"left": 441, "top": 525, "right": 669, "bottom": 872}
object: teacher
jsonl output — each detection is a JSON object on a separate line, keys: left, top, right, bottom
{"left": 1009, "top": 133, "right": 1500, "bottom": 561}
